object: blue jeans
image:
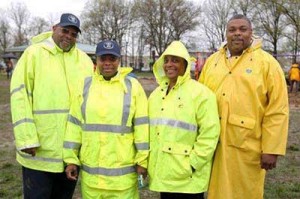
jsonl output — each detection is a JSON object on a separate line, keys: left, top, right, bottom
{"left": 22, "top": 166, "right": 78, "bottom": 199}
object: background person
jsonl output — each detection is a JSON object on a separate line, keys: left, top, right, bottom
{"left": 148, "top": 41, "right": 220, "bottom": 199}
{"left": 63, "top": 40, "right": 149, "bottom": 199}
{"left": 199, "top": 14, "right": 289, "bottom": 199}
{"left": 5, "top": 58, "right": 13, "bottom": 79}
{"left": 288, "top": 62, "right": 300, "bottom": 93}
{"left": 10, "top": 13, "right": 94, "bottom": 199}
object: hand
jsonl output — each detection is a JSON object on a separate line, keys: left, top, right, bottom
{"left": 65, "top": 164, "right": 78, "bottom": 181}
{"left": 136, "top": 165, "right": 147, "bottom": 179}
{"left": 261, "top": 154, "right": 278, "bottom": 170}
{"left": 21, "top": 147, "right": 37, "bottom": 156}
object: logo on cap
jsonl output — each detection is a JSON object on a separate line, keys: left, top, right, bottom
{"left": 103, "top": 41, "right": 114, "bottom": 49}
{"left": 68, "top": 15, "right": 78, "bottom": 24}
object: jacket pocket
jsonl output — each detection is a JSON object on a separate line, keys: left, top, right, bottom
{"left": 160, "top": 142, "right": 192, "bottom": 181}
{"left": 227, "top": 114, "right": 256, "bottom": 149}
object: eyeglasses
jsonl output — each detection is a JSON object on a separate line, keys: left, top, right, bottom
{"left": 61, "top": 27, "right": 78, "bottom": 38}
{"left": 99, "top": 55, "right": 119, "bottom": 62}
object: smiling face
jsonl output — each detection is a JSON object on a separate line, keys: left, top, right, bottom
{"left": 226, "top": 18, "right": 253, "bottom": 56}
{"left": 163, "top": 55, "right": 186, "bottom": 83}
{"left": 52, "top": 25, "right": 78, "bottom": 52}
{"left": 97, "top": 54, "right": 120, "bottom": 80}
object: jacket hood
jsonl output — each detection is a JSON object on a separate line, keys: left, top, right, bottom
{"left": 153, "top": 41, "right": 192, "bottom": 87}
{"left": 30, "top": 31, "right": 77, "bottom": 54}
{"left": 219, "top": 35, "right": 263, "bottom": 55}
{"left": 31, "top": 31, "right": 53, "bottom": 44}
{"left": 291, "top": 64, "right": 299, "bottom": 68}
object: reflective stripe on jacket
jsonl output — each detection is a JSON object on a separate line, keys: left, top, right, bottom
{"left": 63, "top": 67, "right": 149, "bottom": 190}
{"left": 10, "top": 32, "right": 94, "bottom": 172}
{"left": 148, "top": 41, "right": 220, "bottom": 193}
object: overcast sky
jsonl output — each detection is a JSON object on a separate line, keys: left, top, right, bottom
{"left": 0, "top": 0, "right": 88, "bottom": 20}
{"left": 0, "top": 0, "right": 202, "bottom": 21}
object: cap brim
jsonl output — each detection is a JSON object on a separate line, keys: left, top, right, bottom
{"left": 96, "top": 51, "right": 121, "bottom": 57}
{"left": 58, "top": 23, "right": 81, "bottom": 33}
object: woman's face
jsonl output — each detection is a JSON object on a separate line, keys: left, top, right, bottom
{"left": 163, "top": 55, "right": 186, "bottom": 82}
{"left": 97, "top": 54, "right": 120, "bottom": 80}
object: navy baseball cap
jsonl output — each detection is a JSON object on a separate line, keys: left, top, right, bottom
{"left": 96, "top": 40, "right": 121, "bottom": 57}
{"left": 57, "top": 13, "right": 81, "bottom": 33}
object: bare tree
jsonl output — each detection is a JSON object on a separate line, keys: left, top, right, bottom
{"left": 134, "top": 0, "right": 200, "bottom": 56}
{"left": 201, "top": 0, "right": 234, "bottom": 51}
{"left": 81, "top": 0, "right": 133, "bottom": 48}
{"left": 232, "top": 0, "right": 256, "bottom": 17}
{"left": 253, "top": 0, "right": 285, "bottom": 58}
{"left": 9, "top": 2, "right": 31, "bottom": 46}
{"left": 28, "top": 16, "right": 50, "bottom": 37}
{"left": 0, "top": 12, "right": 11, "bottom": 53}
{"left": 278, "top": 0, "right": 300, "bottom": 62}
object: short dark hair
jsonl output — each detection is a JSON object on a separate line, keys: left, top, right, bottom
{"left": 228, "top": 14, "right": 252, "bottom": 29}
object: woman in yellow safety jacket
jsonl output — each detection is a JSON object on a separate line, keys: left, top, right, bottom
{"left": 63, "top": 40, "right": 149, "bottom": 199}
{"left": 148, "top": 41, "right": 220, "bottom": 199}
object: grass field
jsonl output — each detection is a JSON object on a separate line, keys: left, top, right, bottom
{"left": 0, "top": 72, "right": 299, "bottom": 199}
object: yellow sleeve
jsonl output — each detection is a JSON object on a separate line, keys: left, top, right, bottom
{"left": 63, "top": 94, "right": 83, "bottom": 166}
{"left": 132, "top": 80, "right": 149, "bottom": 168}
{"left": 190, "top": 87, "right": 220, "bottom": 170}
{"left": 10, "top": 48, "right": 40, "bottom": 150}
{"left": 261, "top": 58, "right": 289, "bottom": 155}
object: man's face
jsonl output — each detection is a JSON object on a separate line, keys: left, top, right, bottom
{"left": 226, "top": 19, "right": 252, "bottom": 56}
{"left": 97, "top": 54, "right": 120, "bottom": 79}
{"left": 52, "top": 25, "right": 78, "bottom": 52}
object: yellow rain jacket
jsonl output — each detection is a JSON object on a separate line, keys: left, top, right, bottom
{"left": 63, "top": 67, "right": 149, "bottom": 191}
{"left": 288, "top": 64, "right": 300, "bottom": 81}
{"left": 148, "top": 41, "right": 220, "bottom": 193}
{"left": 10, "top": 31, "right": 93, "bottom": 172}
{"left": 199, "top": 38, "right": 289, "bottom": 199}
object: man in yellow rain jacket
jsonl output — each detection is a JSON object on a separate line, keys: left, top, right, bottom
{"left": 148, "top": 41, "right": 220, "bottom": 199}
{"left": 199, "top": 14, "right": 289, "bottom": 199}
{"left": 288, "top": 62, "right": 300, "bottom": 92}
{"left": 10, "top": 13, "right": 94, "bottom": 199}
{"left": 63, "top": 40, "right": 149, "bottom": 199}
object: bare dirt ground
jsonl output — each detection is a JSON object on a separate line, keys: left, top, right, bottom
{"left": 1, "top": 74, "right": 299, "bottom": 199}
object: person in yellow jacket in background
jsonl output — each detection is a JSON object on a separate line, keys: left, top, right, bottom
{"left": 288, "top": 62, "right": 300, "bottom": 93}
{"left": 148, "top": 41, "right": 220, "bottom": 199}
{"left": 63, "top": 40, "right": 149, "bottom": 199}
{"left": 10, "top": 13, "right": 94, "bottom": 199}
{"left": 199, "top": 14, "right": 289, "bottom": 199}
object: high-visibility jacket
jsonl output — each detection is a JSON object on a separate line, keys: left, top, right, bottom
{"left": 288, "top": 64, "right": 300, "bottom": 81}
{"left": 63, "top": 67, "right": 149, "bottom": 190}
{"left": 10, "top": 32, "right": 94, "bottom": 173}
{"left": 148, "top": 41, "right": 220, "bottom": 193}
{"left": 199, "top": 38, "right": 289, "bottom": 199}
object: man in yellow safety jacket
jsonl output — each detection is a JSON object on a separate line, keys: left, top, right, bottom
{"left": 63, "top": 40, "right": 149, "bottom": 199}
{"left": 10, "top": 13, "right": 94, "bottom": 199}
{"left": 199, "top": 14, "right": 289, "bottom": 199}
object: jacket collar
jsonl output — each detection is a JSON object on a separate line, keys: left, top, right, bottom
{"left": 30, "top": 31, "right": 76, "bottom": 55}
